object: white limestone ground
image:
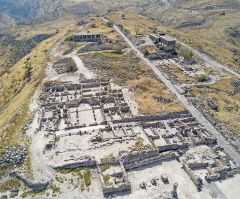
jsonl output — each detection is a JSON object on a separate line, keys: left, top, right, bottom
{"left": 46, "top": 125, "right": 150, "bottom": 166}
{"left": 214, "top": 174, "right": 240, "bottom": 199}
{"left": 26, "top": 88, "right": 55, "bottom": 183}
{"left": 123, "top": 160, "right": 209, "bottom": 199}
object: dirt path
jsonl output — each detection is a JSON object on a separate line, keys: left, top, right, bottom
{"left": 51, "top": 39, "right": 95, "bottom": 80}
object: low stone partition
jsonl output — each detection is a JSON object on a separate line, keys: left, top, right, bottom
{"left": 112, "top": 111, "right": 192, "bottom": 124}
{"left": 97, "top": 161, "right": 131, "bottom": 195}
{"left": 9, "top": 172, "right": 49, "bottom": 192}
{"left": 188, "top": 162, "right": 208, "bottom": 170}
{"left": 182, "top": 163, "right": 203, "bottom": 191}
{"left": 53, "top": 156, "right": 96, "bottom": 169}
{"left": 122, "top": 150, "right": 178, "bottom": 170}
{"left": 158, "top": 143, "right": 188, "bottom": 152}
{"left": 205, "top": 167, "right": 239, "bottom": 182}
{"left": 102, "top": 183, "right": 131, "bottom": 195}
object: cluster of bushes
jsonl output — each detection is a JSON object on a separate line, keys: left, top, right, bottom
{"left": 179, "top": 47, "right": 194, "bottom": 61}
{"left": 197, "top": 75, "right": 208, "bottom": 82}
{"left": 52, "top": 58, "right": 77, "bottom": 74}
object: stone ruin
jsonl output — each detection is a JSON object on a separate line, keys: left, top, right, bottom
{"left": 97, "top": 161, "right": 131, "bottom": 195}
{"left": 39, "top": 79, "right": 132, "bottom": 132}
{"left": 181, "top": 145, "right": 239, "bottom": 191}
{"left": 0, "top": 147, "right": 26, "bottom": 169}
{"left": 207, "top": 98, "right": 218, "bottom": 111}
{"left": 36, "top": 79, "right": 240, "bottom": 196}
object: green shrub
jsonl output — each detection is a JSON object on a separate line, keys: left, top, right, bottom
{"left": 91, "top": 24, "right": 96, "bottom": 28}
{"left": 197, "top": 75, "right": 208, "bottom": 82}
{"left": 106, "top": 21, "right": 114, "bottom": 27}
{"left": 143, "top": 49, "right": 150, "bottom": 56}
{"left": 83, "top": 169, "right": 91, "bottom": 187}
{"left": 0, "top": 179, "right": 21, "bottom": 192}
{"left": 179, "top": 48, "right": 194, "bottom": 61}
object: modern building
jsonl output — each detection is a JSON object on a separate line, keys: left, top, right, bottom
{"left": 73, "top": 33, "right": 101, "bottom": 42}
{"left": 149, "top": 33, "right": 176, "bottom": 51}
{"left": 159, "top": 35, "right": 176, "bottom": 50}
{"left": 149, "top": 34, "right": 160, "bottom": 44}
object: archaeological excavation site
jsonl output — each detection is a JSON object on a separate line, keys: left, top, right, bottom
{"left": 0, "top": 10, "right": 240, "bottom": 199}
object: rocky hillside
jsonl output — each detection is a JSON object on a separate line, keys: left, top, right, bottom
{"left": 1, "top": 0, "right": 239, "bottom": 29}
{"left": 0, "top": 0, "right": 63, "bottom": 27}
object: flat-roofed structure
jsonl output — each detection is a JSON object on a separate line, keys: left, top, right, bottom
{"left": 149, "top": 34, "right": 160, "bottom": 44}
{"left": 159, "top": 35, "right": 176, "bottom": 50}
{"left": 149, "top": 33, "right": 176, "bottom": 51}
{"left": 73, "top": 33, "right": 101, "bottom": 42}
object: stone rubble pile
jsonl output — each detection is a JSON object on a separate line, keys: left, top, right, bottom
{"left": 0, "top": 147, "right": 26, "bottom": 169}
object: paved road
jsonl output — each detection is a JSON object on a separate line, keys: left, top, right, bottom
{"left": 105, "top": 19, "right": 240, "bottom": 165}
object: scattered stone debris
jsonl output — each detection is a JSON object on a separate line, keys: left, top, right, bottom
{"left": 97, "top": 162, "right": 131, "bottom": 195}
{"left": 191, "top": 96, "right": 240, "bottom": 154}
{"left": 228, "top": 26, "right": 240, "bottom": 38}
{"left": 207, "top": 98, "right": 218, "bottom": 111}
{"left": 161, "top": 174, "right": 169, "bottom": 183}
{"left": 154, "top": 96, "right": 173, "bottom": 103}
{"left": 0, "top": 147, "right": 26, "bottom": 169}
{"left": 39, "top": 78, "right": 238, "bottom": 194}
{"left": 24, "top": 32, "right": 240, "bottom": 197}
{"left": 172, "top": 183, "right": 178, "bottom": 198}
{"left": 9, "top": 189, "right": 19, "bottom": 198}
{"left": 232, "top": 80, "right": 240, "bottom": 91}
{"left": 150, "top": 178, "right": 157, "bottom": 186}
{"left": 139, "top": 182, "right": 146, "bottom": 189}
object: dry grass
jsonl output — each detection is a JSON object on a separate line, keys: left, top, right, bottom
{"left": 81, "top": 51, "right": 184, "bottom": 115}
{"left": 0, "top": 179, "right": 21, "bottom": 192}
{"left": 164, "top": 64, "right": 197, "bottom": 84}
{"left": 0, "top": 29, "right": 69, "bottom": 125}
{"left": 182, "top": 9, "right": 240, "bottom": 67}
{"left": 128, "top": 77, "right": 184, "bottom": 115}
{"left": 12, "top": 15, "right": 77, "bottom": 40}
{"left": 82, "top": 17, "right": 123, "bottom": 41}
{"left": 107, "top": 10, "right": 240, "bottom": 133}
{"left": 191, "top": 76, "right": 240, "bottom": 134}
{"left": 107, "top": 10, "right": 155, "bottom": 37}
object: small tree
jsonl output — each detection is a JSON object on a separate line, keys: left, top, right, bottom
{"left": 144, "top": 49, "right": 150, "bottom": 57}
{"left": 65, "top": 36, "right": 74, "bottom": 42}
{"left": 106, "top": 21, "right": 114, "bottom": 27}
{"left": 179, "top": 48, "right": 194, "bottom": 61}
{"left": 91, "top": 24, "right": 96, "bottom": 28}
{"left": 114, "top": 47, "right": 123, "bottom": 54}
{"left": 197, "top": 75, "right": 208, "bottom": 82}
